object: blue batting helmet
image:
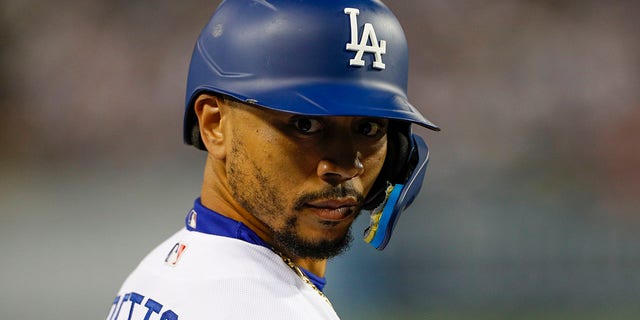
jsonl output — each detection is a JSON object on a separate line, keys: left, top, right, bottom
{"left": 183, "top": 0, "right": 440, "bottom": 250}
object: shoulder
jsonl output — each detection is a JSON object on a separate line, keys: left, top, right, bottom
{"left": 122, "top": 228, "right": 294, "bottom": 290}
{"left": 107, "top": 229, "right": 340, "bottom": 320}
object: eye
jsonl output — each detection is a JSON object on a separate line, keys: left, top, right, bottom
{"left": 358, "top": 120, "right": 387, "bottom": 137}
{"left": 291, "top": 116, "right": 323, "bottom": 134}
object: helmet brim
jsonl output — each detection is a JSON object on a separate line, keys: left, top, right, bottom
{"left": 193, "top": 80, "right": 440, "bottom": 132}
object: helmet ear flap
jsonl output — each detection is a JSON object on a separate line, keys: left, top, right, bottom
{"left": 363, "top": 122, "right": 411, "bottom": 210}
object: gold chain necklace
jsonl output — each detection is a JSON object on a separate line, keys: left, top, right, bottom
{"left": 276, "top": 252, "right": 333, "bottom": 307}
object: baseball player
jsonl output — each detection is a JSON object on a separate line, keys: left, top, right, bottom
{"left": 105, "top": 0, "right": 439, "bottom": 319}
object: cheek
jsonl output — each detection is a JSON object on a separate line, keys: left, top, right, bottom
{"left": 242, "top": 128, "right": 313, "bottom": 191}
{"left": 270, "top": 147, "right": 316, "bottom": 192}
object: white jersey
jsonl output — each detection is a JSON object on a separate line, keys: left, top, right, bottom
{"left": 106, "top": 227, "right": 340, "bottom": 319}
{"left": 107, "top": 229, "right": 338, "bottom": 320}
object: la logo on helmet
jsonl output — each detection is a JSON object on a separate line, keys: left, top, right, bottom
{"left": 344, "top": 8, "right": 387, "bottom": 70}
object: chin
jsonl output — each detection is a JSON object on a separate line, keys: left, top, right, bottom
{"left": 273, "top": 228, "right": 354, "bottom": 260}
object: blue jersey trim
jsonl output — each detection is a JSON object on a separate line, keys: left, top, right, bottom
{"left": 185, "top": 198, "right": 327, "bottom": 291}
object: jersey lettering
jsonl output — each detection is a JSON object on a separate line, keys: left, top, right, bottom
{"left": 159, "top": 310, "right": 178, "bottom": 320}
{"left": 143, "top": 299, "right": 162, "bottom": 320}
{"left": 344, "top": 7, "right": 387, "bottom": 70}
{"left": 107, "top": 292, "right": 179, "bottom": 320}
{"left": 125, "top": 292, "right": 144, "bottom": 320}
{"left": 107, "top": 295, "right": 124, "bottom": 320}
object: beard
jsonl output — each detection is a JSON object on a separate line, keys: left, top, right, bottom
{"left": 275, "top": 185, "right": 363, "bottom": 259}
{"left": 227, "top": 138, "right": 361, "bottom": 260}
{"left": 272, "top": 216, "right": 355, "bottom": 260}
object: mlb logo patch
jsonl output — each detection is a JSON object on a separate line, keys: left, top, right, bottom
{"left": 165, "top": 242, "right": 187, "bottom": 267}
{"left": 187, "top": 209, "right": 197, "bottom": 229}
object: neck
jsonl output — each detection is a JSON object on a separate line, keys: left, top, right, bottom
{"left": 295, "top": 258, "right": 327, "bottom": 277}
{"left": 200, "top": 156, "right": 274, "bottom": 242}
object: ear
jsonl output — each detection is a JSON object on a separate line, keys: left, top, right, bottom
{"left": 194, "top": 93, "right": 227, "bottom": 160}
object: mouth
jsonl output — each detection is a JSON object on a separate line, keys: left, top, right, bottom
{"left": 305, "top": 198, "right": 359, "bottom": 221}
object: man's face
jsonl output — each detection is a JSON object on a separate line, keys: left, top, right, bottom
{"left": 224, "top": 101, "right": 388, "bottom": 260}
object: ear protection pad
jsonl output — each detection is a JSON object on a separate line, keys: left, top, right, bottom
{"left": 363, "top": 122, "right": 411, "bottom": 210}
{"left": 363, "top": 124, "right": 430, "bottom": 250}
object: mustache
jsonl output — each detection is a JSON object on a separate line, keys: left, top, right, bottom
{"left": 293, "top": 185, "right": 365, "bottom": 211}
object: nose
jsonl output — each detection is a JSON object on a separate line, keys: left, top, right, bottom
{"left": 317, "top": 151, "right": 365, "bottom": 185}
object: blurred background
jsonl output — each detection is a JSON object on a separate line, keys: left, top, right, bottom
{"left": 1, "top": 0, "right": 639, "bottom": 319}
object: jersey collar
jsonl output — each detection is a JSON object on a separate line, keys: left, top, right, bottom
{"left": 186, "top": 198, "right": 327, "bottom": 291}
